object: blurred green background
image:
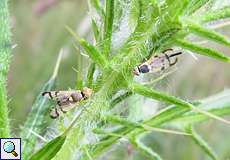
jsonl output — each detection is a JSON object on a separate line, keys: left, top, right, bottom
{"left": 8, "top": 0, "right": 230, "bottom": 159}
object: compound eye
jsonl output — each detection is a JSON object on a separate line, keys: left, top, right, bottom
{"left": 139, "top": 64, "right": 150, "bottom": 73}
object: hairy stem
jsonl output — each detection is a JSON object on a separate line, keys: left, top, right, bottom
{"left": 0, "top": 0, "right": 11, "bottom": 138}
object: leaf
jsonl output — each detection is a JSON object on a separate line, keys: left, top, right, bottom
{"left": 52, "top": 128, "right": 83, "bottom": 160}
{"left": 21, "top": 51, "right": 62, "bottom": 159}
{"left": 65, "top": 26, "right": 108, "bottom": 68}
{"left": 102, "top": 0, "right": 115, "bottom": 56}
{"left": 110, "top": 91, "right": 133, "bottom": 108}
{"left": 186, "top": 0, "right": 210, "bottom": 15}
{"left": 82, "top": 146, "right": 93, "bottom": 160}
{"left": 91, "top": 19, "right": 100, "bottom": 43}
{"left": 174, "top": 39, "right": 230, "bottom": 63}
{"left": 172, "top": 106, "right": 230, "bottom": 125}
{"left": 131, "top": 83, "right": 230, "bottom": 125}
{"left": 107, "top": 115, "right": 191, "bottom": 136}
{"left": 186, "top": 125, "right": 219, "bottom": 160}
{"left": 90, "top": 0, "right": 105, "bottom": 18}
{"left": 184, "top": 19, "right": 230, "bottom": 47}
{"left": 170, "top": 89, "right": 230, "bottom": 125}
{"left": 199, "top": 6, "right": 230, "bottom": 23}
{"left": 129, "top": 0, "right": 140, "bottom": 28}
{"left": 86, "top": 63, "right": 96, "bottom": 88}
{"left": 131, "top": 137, "right": 162, "bottom": 160}
{"left": 73, "top": 46, "right": 83, "bottom": 89}
{"left": 131, "top": 82, "right": 193, "bottom": 108}
{"left": 165, "top": 0, "right": 189, "bottom": 20}
{"left": 86, "top": 105, "right": 190, "bottom": 159}
{"left": 30, "top": 135, "right": 66, "bottom": 160}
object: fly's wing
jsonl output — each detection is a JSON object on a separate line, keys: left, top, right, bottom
{"left": 50, "top": 102, "right": 79, "bottom": 119}
{"left": 148, "top": 55, "right": 166, "bottom": 72}
{"left": 149, "top": 54, "right": 177, "bottom": 72}
{"left": 42, "top": 91, "right": 69, "bottom": 100}
{"left": 42, "top": 90, "right": 80, "bottom": 102}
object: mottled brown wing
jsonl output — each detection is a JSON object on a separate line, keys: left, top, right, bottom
{"left": 50, "top": 103, "right": 78, "bottom": 119}
{"left": 42, "top": 90, "right": 81, "bottom": 101}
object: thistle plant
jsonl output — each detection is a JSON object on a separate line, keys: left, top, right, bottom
{"left": 0, "top": 0, "right": 11, "bottom": 138}
{"left": 1, "top": 0, "right": 230, "bottom": 160}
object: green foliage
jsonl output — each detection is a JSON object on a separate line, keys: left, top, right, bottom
{"left": 86, "top": 63, "right": 96, "bottom": 88}
{"left": 186, "top": 125, "right": 218, "bottom": 160}
{"left": 90, "top": 0, "right": 105, "bottom": 18}
{"left": 103, "top": 0, "right": 114, "bottom": 56}
{"left": 30, "top": 135, "right": 66, "bottom": 160}
{"left": 186, "top": 0, "right": 210, "bottom": 15}
{"left": 199, "top": 6, "right": 230, "bottom": 22}
{"left": 20, "top": 52, "right": 62, "bottom": 159}
{"left": 66, "top": 26, "right": 108, "bottom": 68}
{"left": 185, "top": 19, "right": 230, "bottom": 47}
{"left": 7, "top": 0, "right": 230, "bottom": 159}
{"left": 131, "top": 137, "right": 162, "bottom": 160}
{"left": 37, "top": 0, "right": 230, "bottom": 157}
{"left": 0, "top": 0, "right": 11, "bottom": 138}
{"left": 174, "top": 39, "right": 230, "bottom": 62}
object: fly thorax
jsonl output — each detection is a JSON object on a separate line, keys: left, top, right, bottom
{"left": 71, "top": 92, "right": 83, "bottom": 102}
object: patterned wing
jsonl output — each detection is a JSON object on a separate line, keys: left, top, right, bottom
{"left": 50, "top": 103, "right": 78, "bottom": 119}
{"left": 42, "top": 89, "right": 90, "bottom": 119}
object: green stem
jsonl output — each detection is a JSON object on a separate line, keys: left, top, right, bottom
{"left": 103, "top": 0, "right": 114, "bottom": 56}
{"left": 131, "top": 137, "right": 162, "bottom": 160}
{"left": 0, "top": 0, "right": 11, "bottom": 138}
{"left": 74, "top": 46, "right": 83, "bottom": 89}
{"left": 86, "top": 63, "right": 96, "bottom": 88}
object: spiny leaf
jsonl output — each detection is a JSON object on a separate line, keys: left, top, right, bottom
{"left": 103, "top": 0, "right": 114, "bottom": 56}
{"left": 52, "top": 103, "right": 90, "bottom": 160}
{"left": 91, "top": 19, "right": 100, "bottom": 43}
{"left": 85, "top": 89, "right": 230, "bottom": 159}
{"left": 199, "top": 6, "right": 230, "bottom": 23}
{"left": 82, "top": 146, "right": 93, "bottom": 160}
{"left": 186, "top": 125, "right": 219, "bottom": 160}
{"left": 21, "top": 51, "right": 62, "bottom": 159}
{"left": 90, "top": 0, "right": 105, "bottom": 18}
{"left": 129, "top": 0, "right": 141, "bottom": 28}
{"left": 184, "top": 19, "right": 230, "bottom": 47}
{"left": 130, "top": 82, "right": 193, "bottom": 108}
{"left": 131, "top": 137, "right": 162, "bottom": 160}
{"left": 21, "top": 78, "right": 55, "bottom": 159}
{"left": 107, "top": 115, "right": 191, "bottom": 136}
{"left": 73, "top": 46, "right": 83, "bottom": 89}
{"left": 110, "top": 91, "right": 133, "bottom": 108}
{"left": 186, "top": 0, "right": 210, "bottom": 15}
{"left": 30, "top": 135, "right": 66, "bottom": 160}
{"left": 171, "top": 106, "right": 230, "bottom": 125}
{"left": 165, "top": 0, "right": 189, "bottom": 20}
{"left": 65, "top": 26, "right": 108, "bottom": 67}
{"left": 52, "top": 127, "right": 83, "bottom": 160}
{"left": 174, "top": 39, "right": 230, "bottom": 63}
{"left": 87, "top": 106, "right": 190, "bottom": 158}
{"left": 86, "top": 63, "right": 96, "bottom": 88}
{"left": 130, "top": 83, "right": 230, "bottom": 125}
